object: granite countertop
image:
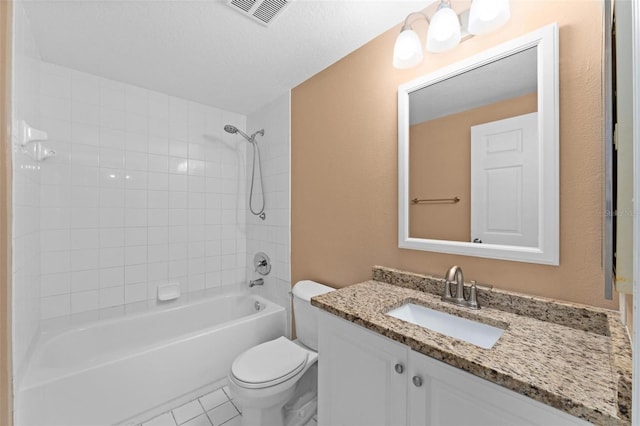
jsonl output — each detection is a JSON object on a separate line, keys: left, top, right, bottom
{"left": 311, "top": 266, "right": 632, "bottom": 425}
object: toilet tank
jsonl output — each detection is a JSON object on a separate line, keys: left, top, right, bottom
{"left": 292, "top": 280, "right": 334, "bottom": 351}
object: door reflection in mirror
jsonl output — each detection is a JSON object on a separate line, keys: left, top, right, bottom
{"left": 408, "top": 47, "right": 538, "bottom": 247}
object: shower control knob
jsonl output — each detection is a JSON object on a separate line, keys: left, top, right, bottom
{"left": 394, "top": 363, "right": 404, "bottom": 374}
{"left": 254, "top": 252, "right": 271, "bottom": 276}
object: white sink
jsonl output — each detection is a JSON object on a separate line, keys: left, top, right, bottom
{"left": 386, "top": 303, "right": 505, "bottom": 349}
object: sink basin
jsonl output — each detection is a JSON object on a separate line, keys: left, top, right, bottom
{"left": 386, "top": 303, "right": 505, "bottom": 349}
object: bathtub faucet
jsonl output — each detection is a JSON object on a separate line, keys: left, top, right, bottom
{"left": 249, "top": 278, "right": 264, "bottom": 287}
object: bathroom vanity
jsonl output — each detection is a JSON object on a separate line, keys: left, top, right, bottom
{"left": 313, "top": 267, "right": 631, "bottom": 426}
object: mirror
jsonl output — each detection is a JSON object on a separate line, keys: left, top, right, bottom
{"left": 398, "top": 23, "right": 559, "bottom": 265}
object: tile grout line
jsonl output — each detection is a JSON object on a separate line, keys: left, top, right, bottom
{"left": 196, "top": 398, "right": 214, "bottom": 426}
{"left": 170, "top": 410, "right": 179, "bottom": 426}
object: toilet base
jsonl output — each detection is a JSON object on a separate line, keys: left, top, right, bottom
{"left": 233, "top": 364, "right": 318, "bottom": 426}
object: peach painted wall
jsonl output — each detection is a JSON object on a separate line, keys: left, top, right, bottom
{"left": 291, "top": 0, "right": 617, "bottom": 309}
{"left": 409, "top": 92, "right": 537, "bottom": 241}
{"left": 1, "top": 0, "right": 13, "bottom": 423}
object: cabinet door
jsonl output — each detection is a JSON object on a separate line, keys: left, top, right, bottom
{"left": 318, "top": 311, "right": 408, "bottom": 426}
{"left": 408, "top": 351, "right": 590, "bottom": 426}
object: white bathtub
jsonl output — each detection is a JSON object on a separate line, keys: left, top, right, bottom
{"left": 17, "top": 293, "right": 286, "bottom": 426}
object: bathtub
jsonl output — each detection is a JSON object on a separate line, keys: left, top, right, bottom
{"left": 17, "top": 293, "right": 286, "bottom": 426}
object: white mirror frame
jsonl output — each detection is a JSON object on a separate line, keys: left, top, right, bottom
{"left": 398, "top": 23, "right": 559, "bottom": 265}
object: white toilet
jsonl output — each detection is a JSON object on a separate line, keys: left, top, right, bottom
{"left": 228, "top": 280, "right": 334, "bottom": 426}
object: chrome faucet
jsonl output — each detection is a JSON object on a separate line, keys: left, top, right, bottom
{"left": 249, "top": 278, "right": 264, "bottom": 287}
{"left": 442, "top": 265, "right": 480, "bottom": 309}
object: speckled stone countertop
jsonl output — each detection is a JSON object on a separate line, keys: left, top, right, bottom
{"left": 311, "top": 266, "right": 632, "bottom": 425}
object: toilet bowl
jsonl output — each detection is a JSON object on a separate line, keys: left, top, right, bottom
{"left": 227, "top": 280, "right": 334, "bottom": 426}
{"left": 229, "top": 337, "right": 318, "bottom": 425}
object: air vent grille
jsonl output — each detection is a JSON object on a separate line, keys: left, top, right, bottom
{"left": 230, "top": 0, "right": 257, "bottom": 12}
{"left": 227, "top": 0, "right": 291, "bottom": 26}
{"left": 253, "top": 0, "right": 287, "bottom": 24}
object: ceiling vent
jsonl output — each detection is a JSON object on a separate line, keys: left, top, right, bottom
{"left": 227, "top": 0, "right": 291, "bottom": 26}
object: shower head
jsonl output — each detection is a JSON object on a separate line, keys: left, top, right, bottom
{"left": 223, "top": 125, "right": 264, "bottom": 143}
{"left": 223, "top": 124, "right": 239, "bottom": 134}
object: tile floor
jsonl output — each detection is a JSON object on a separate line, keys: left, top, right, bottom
{"left": 140, "top": 386, "right": 240, "bottom": 426}
{"left": 139, "top": 385, "right": 318, "bottom": 426}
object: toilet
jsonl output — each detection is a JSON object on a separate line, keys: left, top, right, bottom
{"left": 228, "top": 280, "right": 334, "bottom": 426}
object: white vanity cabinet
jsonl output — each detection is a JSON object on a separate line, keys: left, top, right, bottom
{"left": 317, "top": 311, "right": 408, "bottom": 425}
{"left": 317, "top": 311, "right": 590, "bottom": 426}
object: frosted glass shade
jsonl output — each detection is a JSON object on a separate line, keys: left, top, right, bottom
{"left": 393, "top": 29, "right": 424, "bottom": 69}
{"left": 426, "top": 5, "right": 461, "bottom": 53}
{"left": 468, "top": 0, "right": 510, "bottom": 35}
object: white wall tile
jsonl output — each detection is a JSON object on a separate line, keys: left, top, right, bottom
{"left": 41, "top": 229, "right": 70, "bottom": 252}
{"left": 40, "top": 70, "right": 71, "bottom": 100}
{"left": 101, "top": 107, "right": 126, "bottom": 130}
{"left": 101, "top": 84, "right": 125, "bottom": 111}
{"left": 125, "top": 283, "right": 147, "bottom": 304}
{"left": 72, "top": 71, "right": 101, "bottom": 105}
{"left": 126, "top": 151, "right": 148, "bottom": 171}
{"left": 100, "top": 247, "right": 124, "bottom": 268}
{"left": 100, "top": 128, "right": 126, "bottom": 149}
{"left": 29, "top": 61, "right": 250, "bottom": 322}
{"left": 70, "top": 248, "right": 100, "bottom": 272}
{"left": 148, "top": 245, "right": 169, "bottom": 263}
{"left": 100, "top": 286, "right": 124, "bottom": 308}
{"left": 70, "top": 228, "right": 99, "bottom": 250}
{"left": 71, "top": 290, "right": 99, "bottom": 314}
{"left": 100, "top": 148, "right": 125, "bottom": 169}
{"left": 41, "top": 272, "right": 71, "bottom": 297}
{"left": 71, "top": 186, "right": 99, "bottom": 207}
{"left": 41, "top": 294, "right": 71, "bottom": 319}
{"left": 100, "top": 227, "right": 125, "bottom": 248}
{"left": 100, "top": 188, "right": 125, "bottom": 208}
{"left": 41, "top": 251, "right": 70, "bottom": 275}
{"left": 100, "top": 207, "right": 125, "bottom": 228}
{"left": 125, "top": 264, "right": 147, "bottom": 284}
{"left": 125, "top": 228, "right": 147, "bottom": 246}
{"left": 125, "top": 189, "right": 147, "bottom": 208}
{"left": 40, "top": 95, "right": 71, "bottom": 121}
{"left": 72, "top": 102, "right": 101, "bottom": 126}
{"left": 72, "top": 123, "right": 100, "bottom": 147}
{"left": 148, "top": 92, "right": 169, "bottom": 119}
{"left": 125, "top": 208, "right": 148, "bottom": 227}
{"left": 100, "top": 266, "right": 124, "bottom": 288}
{"left": 148, "top": 136, "right": 169, "bottom": 155}
{"left": 125, "top": 246, "right": 147, "bottom": 265}
{"left": 71, "top": 269, "right": 100, "bottom": 293}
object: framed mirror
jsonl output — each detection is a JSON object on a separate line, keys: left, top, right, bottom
{"left": 398, "top": 23, "right": 559, "bottom": 265}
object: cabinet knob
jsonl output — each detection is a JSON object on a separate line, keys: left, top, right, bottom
{"left": 394, "top": 363, "right": 404, "bottom": 374}
{"left": 412, "top": 376, "right": 423, "bottom": 387}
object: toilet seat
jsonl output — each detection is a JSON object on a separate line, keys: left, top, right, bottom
{"left": 231, "top": 337, "right": 310, "bottom": 389}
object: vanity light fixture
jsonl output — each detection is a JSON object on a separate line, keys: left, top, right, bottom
{"left": 393, "top": 0, "right": 511, "bottom": 69}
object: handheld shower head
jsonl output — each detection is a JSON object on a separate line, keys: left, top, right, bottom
{"left": 222, "top": 124, "right": 267, "bottom": 220}
{"left": 223, "top": 125, "right": 238, "bottom": 134}
{"left": 223, "top": 124, "right": 254, "bottom": 143}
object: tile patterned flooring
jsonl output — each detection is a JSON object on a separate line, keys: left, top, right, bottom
{"left": 139, "top": 385, "right": 317, "bottom": 426}
{"left": 140, "top": 386, "right": 240, "bottom": 426}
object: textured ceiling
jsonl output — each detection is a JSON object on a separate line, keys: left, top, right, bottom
{"left": 22, "top": 0, "right": 433, "bottom": 114}
{"left": 410, "top": 46, "right": 538, "bottom": 124}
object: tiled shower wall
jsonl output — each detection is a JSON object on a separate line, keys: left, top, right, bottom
{"left": 246, "top": 93, "right": 291, "bottom": 335}
{"left": 37, "top": 63, "right": 248, "bottom": 319}
{"left": 12, "top": 3, "right": 42, "bottom": 382}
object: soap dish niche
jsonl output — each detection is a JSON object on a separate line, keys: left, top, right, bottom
{"left": 15, "top": 120, "right": 55, "bottom": 162}
{"left": 158, "top": 283, "right": 181, "bottom": 302}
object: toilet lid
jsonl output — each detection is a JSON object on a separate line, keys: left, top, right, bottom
{"left": 231, "top": 337, "right": 308, "bottom": 388}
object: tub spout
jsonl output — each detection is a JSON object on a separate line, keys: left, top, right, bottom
{"left": 249, "top": 278, "right": 264, "bottom": 287}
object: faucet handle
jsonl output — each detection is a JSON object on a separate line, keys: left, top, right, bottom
{"left": 468, "top": 281, "right": 479, "bottom": 308}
